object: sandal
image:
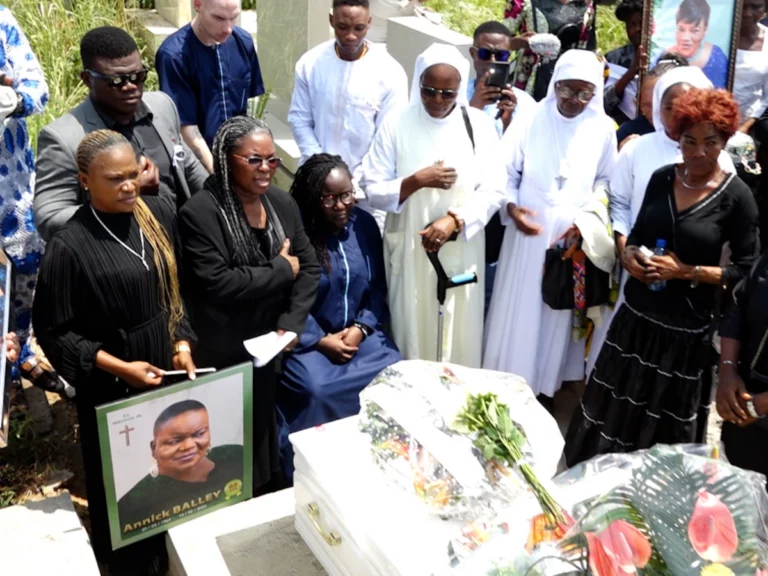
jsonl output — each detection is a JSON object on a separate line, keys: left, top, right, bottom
{"left": 20, "top": 356, "right": 75, "bottom": 399}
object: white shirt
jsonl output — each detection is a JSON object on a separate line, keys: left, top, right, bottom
{"left": 734, "top": 24, "right": 768, "bottom": 121}
{"left": 288, "top": 39, "right": 408, "bottom": 179}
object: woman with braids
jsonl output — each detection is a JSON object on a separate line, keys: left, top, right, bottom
{"left": 279, "top": 153, "right": 401, "bottom": 482}
{"left": 32, "top": 129, "right": 197, "bottom": 574}
{"left": 179, "top": 116, "right": 319, "bottom": 495}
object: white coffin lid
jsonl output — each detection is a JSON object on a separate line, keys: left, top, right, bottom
{"left": 291, "top": 416, "right": 477, "bottom": 576}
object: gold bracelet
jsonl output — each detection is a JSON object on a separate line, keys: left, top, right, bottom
{"left": 173, "top": 343, "right": 191, "bottom": 356}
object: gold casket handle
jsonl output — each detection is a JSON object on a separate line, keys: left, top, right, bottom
{"left": 307, "top": 502, "right": 343, "bottom": 547}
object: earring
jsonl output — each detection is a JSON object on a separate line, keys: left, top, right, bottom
{"left": 149, "top": 458, "right": 159, "bottom": 478}
{"left": 206, "top": 446, "right": 211, "bottom": 456}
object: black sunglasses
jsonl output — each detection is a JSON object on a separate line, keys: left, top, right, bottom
{"left": 86, "top": 67, "right": 149, "bottom": 88}
{"left": 420, "top": 84, "right": 459, "bottom": 100}
{"left": 474, "top": 47, "right": 512, "bottom": 62}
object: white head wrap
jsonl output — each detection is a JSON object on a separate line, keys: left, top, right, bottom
{"left": 544, "top": 49, "right": 606, "bottom": 118}
{"left": 410, "top": 43, "right": 470, "bottom": 107}
{"left": 651, "top": 66, "right": 712, "bottom": 132}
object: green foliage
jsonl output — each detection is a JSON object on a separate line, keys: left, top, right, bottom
{"left": 455, "top": 392, "right": 566, "bottom": 525}
{"left": 428, "top": 0, "right": 628, "bottom": 55}
{"left": 9, "top": 0, "right": 158, "bottom": 151}
{"left": 131, "top": 0, "right": 257, "bottom": 9}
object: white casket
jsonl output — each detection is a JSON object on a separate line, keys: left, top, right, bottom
{"left": 292, "top": 361, "right": 567, "bottom": 575}
{"left": 293, "top": 416, "right": 461, "bottom": 575}
{"left": 292, "top": 416, "right": 552, "bottom": 576}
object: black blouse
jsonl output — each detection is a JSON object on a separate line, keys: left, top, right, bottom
{"left": 721, "top": 252, "right": 768, "bottom": 394}
{"left": 625, "top": 166, "right": 759, "bottom": 325}
{"left": 33, "top": 196, "right": 196, "bottom": 406}
{"left": 178, "top": 182, "right": 320, "bottom": 369}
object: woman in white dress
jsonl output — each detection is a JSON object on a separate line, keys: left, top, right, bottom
{"left": 483, "top": 50, "right": 616, "bottom": 399}
{"left": 363, "top": 43, "right": 506, "bottom": 367}
{"left": 586, "top": 66, "right": 734, "bottom": 376}
{"left": 734, "top": 0, "right": 768, "bottom": 133}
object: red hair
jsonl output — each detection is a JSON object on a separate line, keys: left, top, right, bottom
{"left": 671, "top": 88, "right": 740, "bottom": 140}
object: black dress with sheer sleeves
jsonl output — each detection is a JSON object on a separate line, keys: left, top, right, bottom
{"left": 32, "top": 196, "right": 195, "bottom": 573}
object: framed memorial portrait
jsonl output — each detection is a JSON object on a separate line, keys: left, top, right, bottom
{"left": 642, "top": 0, "right": 742, "bottom": 89}
{"left": 96, "top": 362, "right": 253, "bottom": 550}
{"left": 0, "top": 251, "right": 14, "bottom": 449}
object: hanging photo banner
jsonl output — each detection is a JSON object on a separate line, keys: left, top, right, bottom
{"left": 642, "top": 0, "right": 742, "bottom": 89}
{"left": 0, "top": 250, "right": 13, "bottom": 449}
{"left": 96, "top": 362, "right": 254, "bottom": 550}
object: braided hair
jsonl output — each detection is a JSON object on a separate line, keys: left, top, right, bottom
{"left": 210, "top": 115, "right": 274, "bottom": 266}
{"left": 289, "top": 153, "right": 352, "bottom": 273}
{"left": 76, "top": 129, "right": 184, "bottom": 344}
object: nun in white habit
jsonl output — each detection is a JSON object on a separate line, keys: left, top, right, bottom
{"left": 362, "top": 43, "right": 505, "bottom": 368}
{"left": 483, "top": 49, "right": 617, "bottom": 398}
{"left": 586, "top": 66, "right": 735, "bottom": 376}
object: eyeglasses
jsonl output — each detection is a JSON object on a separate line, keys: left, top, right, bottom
{"left": 86, "top": 67, "right": 149, "bottom": 88}
{"left": 556, "top": 84, "right": 594, "bottom": 103}
{"left": 473, "top": 47, "right": 512, "bottom": 62}
{"left": 232, "top": 154, "right": 281, "bottom": 168}
{"left": 420, "top": 84, "right": 459, "bottom": 101}
{"left": 320, "top": 191, "right": 355, "bottom": 208}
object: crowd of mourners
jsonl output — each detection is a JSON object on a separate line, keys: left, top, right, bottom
{"left": 2, "top": 0, "right": 768, "bottom": 572}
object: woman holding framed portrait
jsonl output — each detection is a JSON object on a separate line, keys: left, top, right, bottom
{"left": 32, "top": 130, "right": 198, "bottom": 574}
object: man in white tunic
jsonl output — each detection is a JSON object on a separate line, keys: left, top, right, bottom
{"left": 363, "top": 43, "right": 506, "bottom": 367}
{"left": 483, "top": 50, "right": 617, "bottom": 399}
{"left": 288, "top": 0, "right": 408, "bottom": 229}
{"left": 586, "top": 66, "right": 734, "bottom": 376}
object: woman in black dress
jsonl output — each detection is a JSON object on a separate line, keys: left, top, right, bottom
{"left": 565, "top": 89, "right": 759, "bottom": 467}
{"left": 32, "top": 130, "right": 197, "bottom": 574}
{"left": 716, "top": 251, "right": 768, "bottom": 484}
{"left": 178, "top": 116, "right": 319, "bottom": 495}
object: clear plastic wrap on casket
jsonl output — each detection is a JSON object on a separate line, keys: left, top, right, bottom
{"left": 358, "top": 360, "right": 564, "bottom": 520}
{"left": 454, "top": 444, "right": 768, "bottom": 575}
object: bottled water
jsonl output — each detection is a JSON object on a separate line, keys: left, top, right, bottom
{"left": 649, "top": 239, "right": 667, "bottom": 292}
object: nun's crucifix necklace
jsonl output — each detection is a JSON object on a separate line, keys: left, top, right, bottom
{"left": 552, "top": 122, "right": 571, "bottom": 190}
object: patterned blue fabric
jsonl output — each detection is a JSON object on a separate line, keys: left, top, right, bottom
{"left": 0, "top": 5, "right": 47, "bottom": 346}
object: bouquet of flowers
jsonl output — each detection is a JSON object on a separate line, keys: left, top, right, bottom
{"left": 358, "top": 360, "right": 564, "bottom": 521}
{"left": 480, "top": 445, "right": 768, "bottom": 575}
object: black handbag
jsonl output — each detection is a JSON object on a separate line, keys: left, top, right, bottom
{"left": 542, "top": 246, "right": 611, "bottom": 310}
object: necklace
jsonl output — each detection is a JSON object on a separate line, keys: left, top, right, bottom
{"left": 676, "top": 166, "right": 721, "bottom": 190}
{"left": 551, "top": 117, "right": 570, "bottom": 190}
{"left": 90, "top": 206, "right": 149, "bottom": 271}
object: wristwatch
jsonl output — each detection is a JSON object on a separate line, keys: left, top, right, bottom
{"left": 746, "top": 398, "right": 764, "bottom": 419}
{"left": 173, "top": 343, "right": 192, "bottom": 356}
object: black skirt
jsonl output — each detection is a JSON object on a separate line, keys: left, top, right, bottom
{"left": 564, "top": 301, "right": 710, "bottom": 467}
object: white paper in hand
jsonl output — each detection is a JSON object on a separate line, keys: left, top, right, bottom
{"left": 243, "top": 331, "right": 296, "bottom": 367}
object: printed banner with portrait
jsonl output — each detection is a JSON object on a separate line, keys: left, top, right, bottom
{"left": 0, "top": 250, "right": 13, "bottom": 449}
{"left": 96, "top": 362, "right": 253, "bottom": 550}
{"left": 642, "top": 0, "right": 742, "bottom": 89}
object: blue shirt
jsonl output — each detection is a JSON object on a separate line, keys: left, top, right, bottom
{"left": 155, "top": 24, "right": 264, "bottom": 147}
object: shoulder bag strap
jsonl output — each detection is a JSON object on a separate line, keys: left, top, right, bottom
{"left": 460, "top": 106, "right": 475, "bottom": 154}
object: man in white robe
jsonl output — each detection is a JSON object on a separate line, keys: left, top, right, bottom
{"left": 362, "top": 43, "right": 506, "bottom": 368}
{"left": 483, "top": 50, "right": 617, "bottom": 399}
{"left": 288, "top": 0, "right": 408, "bottom": 230}
{"left": 586, "top": 66, "right": 735, "bottom": 376}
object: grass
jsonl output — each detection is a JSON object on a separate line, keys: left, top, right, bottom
{"left": 7, "top": 0, "right": 158, "bottom": 151}
{"left": 0, "top": 391, "right": 69, "bottom": 508}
